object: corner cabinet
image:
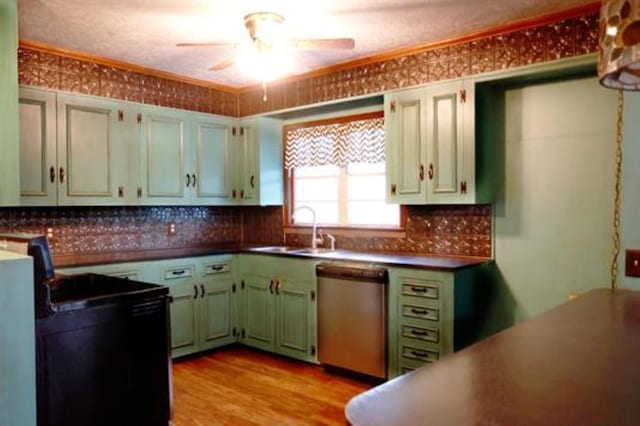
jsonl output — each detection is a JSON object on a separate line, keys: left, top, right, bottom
{"left": 238, "top": 255, "right": 316, "bottom": 363}
{"left": 385, "top": 79, "right": 492, "bottom": 204}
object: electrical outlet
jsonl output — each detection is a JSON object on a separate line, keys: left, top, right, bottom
{"left": 625, "top": 249, "right": 640, "bottom": 277}
{"left": 168, "top": 223, "right": 176, "bottom": 236}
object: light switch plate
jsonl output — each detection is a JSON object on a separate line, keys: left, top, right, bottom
{"left": 625, "top": 249, "right": 640, "bottom": 277}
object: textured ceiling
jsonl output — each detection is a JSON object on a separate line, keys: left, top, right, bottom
{"left": 18, "top": 0, "right": 596, "bottom": 88}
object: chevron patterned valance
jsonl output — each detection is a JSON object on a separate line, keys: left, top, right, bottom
{"left": 284, "top": 115, "right": 385, "bottom": 169}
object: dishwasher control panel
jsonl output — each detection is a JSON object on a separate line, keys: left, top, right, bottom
{"left": 316, "top": 262, "right": 388, "bottom": 283}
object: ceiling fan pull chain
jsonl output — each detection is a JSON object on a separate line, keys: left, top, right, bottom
{"left": 262, "top": 81, "right": 268, "bottom": 102}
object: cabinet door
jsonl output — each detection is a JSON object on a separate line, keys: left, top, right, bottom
{"left": 168, "top": 281, "right": 199, "bottom": 358}
{"left": 194, "top": 117, "right": 232, "bottom": 204}
{"left": 275, "top": 278, "right": 313, "bottom": 361}
{"left": 199, "top": 277, "right": 237, "bottom": 351}
{"left": 425, "top": 80, "right": 473, "bottom": 204}
{"left": 242, "top": 274, "right": 275, "bottom": 352}
{"left": 18, "top": 88, "right": 57, "bottom": 206}
{"left": 139, "top": 107, "right": 189, "bottom": 204}
{"left": 385, "top": 89, "right": 427, "bottom": 204}
{"left": 56, "top": 94, "right": 122, "bottom": 205}
{"left": 236, "top": 125, "right": 258, "bottom": 203}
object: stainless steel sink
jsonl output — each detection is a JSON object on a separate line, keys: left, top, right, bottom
{"left": 290, "top": 248, "right": 335, "bottom": 255}
{"left": 249, "top": 246, "right": 297, "bottom": 253}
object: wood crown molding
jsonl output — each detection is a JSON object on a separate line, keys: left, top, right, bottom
{"left": 18, "top": 39, "right": 241, "bottom": 94}
{"left": 238, "top": 1, "right": 602, "bottom": 92}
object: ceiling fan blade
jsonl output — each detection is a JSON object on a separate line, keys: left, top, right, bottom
{"left": 176, "top": 42, "right": 234, "bottom": 48}
{"left": 292, "top": 38, "right": 355, "bottom": 50}
{"left": 208, "top": 57, "right": 236, "bottom": 72}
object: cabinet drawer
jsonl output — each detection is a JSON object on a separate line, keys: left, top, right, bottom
{"left": 401, "top": 324, "right": 439, "bottom": 343}
{"left": 203, "top": 261, "right": 231, "bottom": 275}
{"left": 163, "top": 265, "right": 195, "bottom": 280}
{"left": 402, "top": 304, "right": 439, "bottom": 322}
{"left": 401, "top": 345, "right": 439, "bottom": 364}
{"left": 401, "top": 282, "right": 439, "bottom": 299}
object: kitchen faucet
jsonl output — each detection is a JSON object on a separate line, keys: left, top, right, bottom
{"left": 292, "top": 206, "right": 323, "bottom": 249}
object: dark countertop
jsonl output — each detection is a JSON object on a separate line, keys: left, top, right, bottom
{"left": 53, "top": 245, "right": 490, "bottom": 271}
{"left": 345, "top": 288, "right": 640, "bottom": 426}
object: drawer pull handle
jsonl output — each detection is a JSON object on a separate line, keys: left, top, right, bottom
{"left": 172, "top": 270, "right": 186, "bottom": 276}
{"left": 411, "top": 349, "right": 430, "bottom": 358}
{"left": 411, "top": 286, "right": 428, "bottom": 293}
{"left": 411, "top": 308, "right": 429, "bottom": 315}
{"left": 410, "top": 329, "right": 429, "bottom": 337}
{"left": 209, "top": 265, "right": 224, "bottom": 271}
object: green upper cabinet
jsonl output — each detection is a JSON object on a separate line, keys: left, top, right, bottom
{"left": 193, "top": 114, "right": 233, "bottom": 204}
{"left": 139, "top": 106, "right": 189, "bottom": 204}
{"left": 19, "top": 88, "right": 57, "bottom": 206}
{"left": 19, "top": 89, "right": 139, "bottom": 206}
{"left": 57, "top": 94, "right": 123, "bottom": 205}
{"left": 386, "top": 78, "right": 491, "bottom": 204}
{"left": 232, "top": 117, "right": 284, "bottom": 206}
{"left": 385, "top": 87, "right": 427, "bottom": 204}
{"left": 424, "top": 80, "right": 471, "bottom": 204}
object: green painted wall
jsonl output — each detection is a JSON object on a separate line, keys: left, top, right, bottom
{"left": 479, "top": 77, "right": 618, "bottom": 336}
{"left": 620, "top": 92, "right": 640, "bottom": 290}
{"left": 0, "top": 0, "right": 19, "bottom": 205}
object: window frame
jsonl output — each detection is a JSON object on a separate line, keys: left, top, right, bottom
{"left": 283, "top": 111, "right": 407, "bottom": 231}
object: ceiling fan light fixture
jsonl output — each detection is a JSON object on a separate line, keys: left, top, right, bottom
{"left": 237, "top": 42, "right": 292, "bottom": 82}
{"left": 599, "top": 0, "right": 640, "bottom": 90}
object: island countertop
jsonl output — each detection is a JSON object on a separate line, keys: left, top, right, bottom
{"left": 345, "top": 288, "right": 640, "bottom": 426}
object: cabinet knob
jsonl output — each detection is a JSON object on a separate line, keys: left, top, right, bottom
{"left": 232, "top": 189, "right": 237, "bottom": 199}
{"left": 275, "top": 280, "right": 281, "bottom": 295}
{"left": 59, "top": 167, "right": 65, "bottom": 184}
{"left": 391, "top": 184, "right": 397, "bottom": 195}
{"left": 240, "top": 189, "right": 244, "bottom": 199}
{"left": 460, "top": 180, "right": 467, "bottom": 194}
{"left": 193, "top": 285, "right": 198, "bottom": 299}
{"left": 269, "top": 280, "right": 274, "bottom": 294}
{"left": 49, "top": 166, "right": 56, "bottom": 183}
{"left": 137, "top": 187, "right": 142, "bottom": 199}
{"left": 192, "top": 174, "right": 197, "bottom": 188}
{"left": 419, "top": 164, "right": 425, "bottom": 181}
{"left": 186, "top": 174, "right": 191, "bottom": 187}
{"left": 428, "top": 163, "right": 434, "bottom": 180}
{"left": 250, "top": 175, "right": 255, "bottom": 188}
{"left": 200, "top": 284, "right": 205, "bottom": 298}
{"left": 118, "top": 186, "right": 124, "bottom": 198}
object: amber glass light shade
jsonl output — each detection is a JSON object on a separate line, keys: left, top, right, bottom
{"left": 599, "top": 0, "right": 640, "bottom": 89}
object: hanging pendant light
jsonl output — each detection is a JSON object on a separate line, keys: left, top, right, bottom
{"left": 598, "top": 1, "right": 635, "bottom": 290}
{"left": 599, "top": 0, "right": 640, "bottom": 89}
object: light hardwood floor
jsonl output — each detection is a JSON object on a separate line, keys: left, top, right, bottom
{"left": 171, "top": 345, "right": 372, "bottom": 425}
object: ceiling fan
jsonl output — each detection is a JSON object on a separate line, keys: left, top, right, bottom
{"left": 176, "top": 11, "right": 355, "bottom": 79}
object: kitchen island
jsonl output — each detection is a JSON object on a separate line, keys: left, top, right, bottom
{"left": 345, "top": 288, "right": 640, "bottom": 426}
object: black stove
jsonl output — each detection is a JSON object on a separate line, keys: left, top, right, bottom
{"left": 0, "top": 233, "right": 171, "bottom": 426}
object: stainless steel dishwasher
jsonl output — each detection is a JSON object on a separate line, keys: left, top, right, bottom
{"left": 316, "top": 262, "right": 388, "bottom": 379}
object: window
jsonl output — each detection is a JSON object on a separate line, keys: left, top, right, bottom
{"left": 284, "top": 112, "right": 401, "bottom": 228}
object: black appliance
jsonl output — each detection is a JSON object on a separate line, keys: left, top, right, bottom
{"left": 0, "top": 233, "right": 171, "bottom": 426}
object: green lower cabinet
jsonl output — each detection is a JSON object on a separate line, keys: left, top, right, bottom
{"left": 275, "top": 278, "right": 313, "bottom": 361}
{"left": 242, "top": 274, "right": 276, "bottom": 352}
{"left": 199, "top": 277, "right": 237, "bottom": 351}
{"left": 169, "top": 280, "right": 199, "bottom": 358}
{"left": 239, "top": 256, "right": 317, "bottom": 363}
